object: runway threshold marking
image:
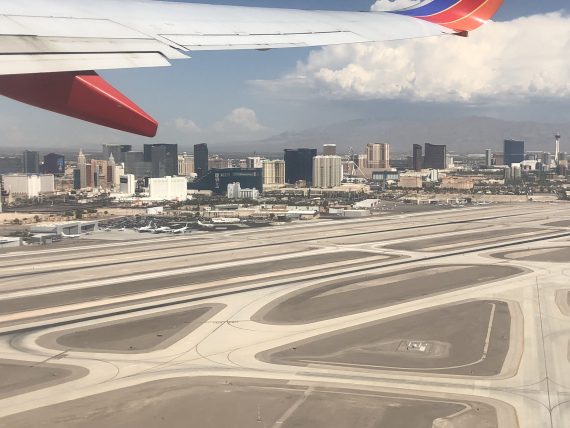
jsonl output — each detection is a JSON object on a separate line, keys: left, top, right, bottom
{"left": 271, "top": 387, "right": 314, "bottom": 427}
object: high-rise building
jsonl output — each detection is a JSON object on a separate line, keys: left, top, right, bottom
{"left": 412, "top": 144, "right": 423, "bottom": 171}
{"left": 107, "top": 154, "right": 124, "bottom": 190}
{"left": 119, "top": 174, "right": 136, "bottom": 195}
{"left": 77, "top": 149, "right": 87, "bottom": 189}
{"left": 555, "top": 133, "right": 561, "bottom": 164}
{"left": 246, "top": 157, "right": 262, "bottom": 168}
{"left": 485, "top": 149, "right": 493, "bottom": 168}
{"left": 90, "top": 159, "right": 109, "bottom": 190}
{"left": 194, "top": 143, "right": 209, "bottom": 179}
{"left": 262, "top": 160, "right": 285, "bottom": 186}
{"left": 148, "top": 176, "right": 188, "bottom": 201}
{"left": 357, "top": 154, "right": 368, "bottom": 168}
{"left": 313, "top": 156, "right": 343, "bottom": 188}
{"left": 543, "top": 152, "right": 552, "bottom": 168}
{"left": 504, "top": 164, "right": 522, "bottom": 184}
{"left": 0, "top": 156, "right": 22, "bottom": 175}
{"left": 323, "top": 144, "right": 337, "bottom": 156}
{"left": 423, "top": 143, "right": 447, "bottom": 170}
{"left": 366, "top": 143, "right": 390, "bottom": 169}
{"left": 2, "top": 174, "right": 54, "bottom": 198}
{"left": 178, "top": 153, "right": 194, "bottom": 176}
{"left": 227, "top": 182, "right": 259, "bottom": 200}
{"left": 43, "top": 153, "right": 65, "bottom": 175}
{"left": 102, "top": 144, "right": 132, "bottom": 163}
{"left": 124, "top": 151, "right": 152, "bottom": 179}
{"left": 23, "top": 150, "right": 40, "bottom": 174}
{"left": 504, "top": 139, "right": 525, "bottom": 166}
{"left": 284, "top": 148, "right": 317, "bottom": 185}
{"left": 143, "top": 144, "right": 177, "bottom": 177}
{"left": 73, "top": 169, "right": 81, "bottom": 190}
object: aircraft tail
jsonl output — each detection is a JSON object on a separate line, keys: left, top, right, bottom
{"left": 396, "top": 0, "right": 504, "bottom": 33}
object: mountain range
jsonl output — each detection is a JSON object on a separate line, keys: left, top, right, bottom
{"left": 222, "top": 116, "right": 569, "bottom": 155}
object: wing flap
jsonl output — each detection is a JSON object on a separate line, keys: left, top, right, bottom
{"left": 0, "top": 13, "right": 188, "bottom": 75}
{"left": 1, "top": 52, "right": 170, "bottom": 75}
{"left": 162, "top": 31, "right": 367, "bottom": 51}
{"left": 0, "top": 15, "right": 146, "bottom": 38}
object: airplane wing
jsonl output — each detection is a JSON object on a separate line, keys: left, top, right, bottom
{"left": 0, "top": 0, "right": 504, "bottom": 137}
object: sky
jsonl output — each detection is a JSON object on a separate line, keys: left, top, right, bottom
{"left": 1, "top": 0, "right": 569, "bottom": 151}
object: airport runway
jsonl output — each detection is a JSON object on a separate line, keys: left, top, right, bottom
{"left": 0, "top": 203, "right": 569, "bottom": 427}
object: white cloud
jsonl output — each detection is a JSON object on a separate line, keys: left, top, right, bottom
{"left": 166, "top": 108, "right": 271, "bottom": 143}
{"left": 371, "top": 0, "right": 427, "bottom": 12}
{"left": 174, "top": 118, "right": 202, "bottom": 133}
{"left": 252, "top": 13, "right": 570, "bottom": 104}
{"left": 213, "top": 107, "right": 267, "bottom": 132}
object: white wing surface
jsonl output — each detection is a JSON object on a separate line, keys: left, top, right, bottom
{"left": 0, "top": 0, "right": 454, "bottom": 75}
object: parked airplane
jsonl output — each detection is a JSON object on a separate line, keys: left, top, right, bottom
{"left": 169, "top": 223, "right": 190, "bottom": 234}
{"left": 211, "top": 218, "right": 241, "bottom": 225}
{"left": 197, "top": 221, "right": 215, "bottom": 230}
{"left": 136, "top": 222, "right": 155, "bottom": 233}
{"left": 60, "top": 232, "right": 84, "bottom": 239}
{"left": 0, "top": 0, "right": 504, "bottom": 137}
{"left": 151, "top": 226, "right": 173, "bottom": 234}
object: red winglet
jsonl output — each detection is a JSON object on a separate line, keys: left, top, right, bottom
{"left": 397, "top": 0, "right": 505, "bottom": 33}
{"left": 0, "top": 71, "right": 158, "bottom": 137}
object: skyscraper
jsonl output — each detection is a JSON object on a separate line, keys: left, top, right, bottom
{"left": 412, "top": 144, "right": 423, "bottom": 171}
{"left": 124, "top": 151, "right": 152, "bottom": 179}
{"left": 504, "top": 140, "right": 525, "bottom": 166}
{"left": 262, "top": 160, "right": 285, "bottom": 186}
{"left": 43, "top": 153, "right": 65, "bottom": 175}
{"left": 77, "top": 149, "right": 87, "bottom": 189}
{"left": 23, "top": 150, "right": 40, "bottom": 174}
{"left": 485, "top": 149, "right": 493, "bottom": 168}
{"left": 143, "top": 144, "right": 178, "bottom": 177}
{"left": 284, "top": 148, "right": 317, "bottom": 185}
{"left": 178, "top": 153, "right": 194, "bottom": 176}
{"left": 246, "top": 157, "right": 262, "bottom": 168}
{"left": 423, "top": 143, "right": 447, "bottom": 170}
{"left": 366, "top": 143, "right": 390, "bottom": 169}
{"left": 323, "top": 144, "right": 337, "bottom": 156}
{"left": 194, "top": 143, "right": 209, "bottom": 179}
{"left": 153, "top": 144, "right": 178, "bottom": 177}
{"left": 102, "top": 144, "right": 132, "bottom": 163}
{"left": 313, "top": 156, "right": 343, "bottom": 188}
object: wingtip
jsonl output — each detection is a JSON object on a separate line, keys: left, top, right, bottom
{"left": 396, "top": 0, "right": 505, "bottom": 33}
{"left": 0, "top": 71, "right": 159, "bottom": 137}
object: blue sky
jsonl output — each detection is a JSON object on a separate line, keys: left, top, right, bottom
{"left": 1, "top": 0, "right": 569, "bottom": 150}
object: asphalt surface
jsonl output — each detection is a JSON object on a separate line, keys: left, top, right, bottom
{"left": 386, "top": 227, "right": 544, "bottom": 251}
{"left": 0, "top": 251, "right": 378, "bottom": 316}
{"left": 39, "top": 304, "right": 224, "bottom": 354}
{"left": 0, "top": 359, "right": 87, "bottom": 400}
{"left": 0, "top": 377, "right": 497, "bottom": 428}
{"left": 263, "top": 300, "right": 511, "bottom": 376}
{"left": 254, "top": 265, "right": 523, "bottom": 324}
{"left": 492, "top": 247, "right": 570, "bottom": 263}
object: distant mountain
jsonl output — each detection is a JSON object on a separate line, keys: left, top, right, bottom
{"left": 226, "top": 116, "right": 569, "bottom": 155}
